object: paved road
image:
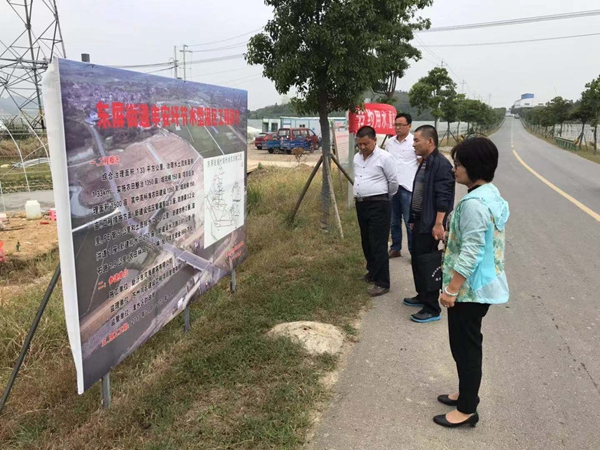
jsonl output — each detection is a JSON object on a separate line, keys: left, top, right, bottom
{"left": 308, "top": 118, "right": 600, "bottom": 449}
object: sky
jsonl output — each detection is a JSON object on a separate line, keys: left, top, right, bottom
{"left": 1, "top": 0, "right": 600, "bottom": 110}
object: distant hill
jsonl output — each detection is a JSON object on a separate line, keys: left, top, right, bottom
{"left": 249, "top": 90, "right": 434, "bottom": 121}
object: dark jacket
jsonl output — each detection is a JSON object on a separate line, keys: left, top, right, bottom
{"left": 408, "top": 149, "right": 455, "bottom": 234}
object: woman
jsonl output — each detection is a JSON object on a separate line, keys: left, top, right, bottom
{"left": 433, "top": 137, "right": 510, "bottom": 428}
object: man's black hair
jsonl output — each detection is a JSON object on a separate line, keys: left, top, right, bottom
{"left": 395, "top": 113, "right": 412, "bottom": 124}
{"left": 414, "top": 125, "right": 438, "bottom": 147}
{"left": 356, "top": 125, "right": 377, "bottom": 140}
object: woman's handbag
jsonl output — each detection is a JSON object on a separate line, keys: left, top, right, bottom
{"left": 414, "top": 249, "right": 443, "bottom": 293}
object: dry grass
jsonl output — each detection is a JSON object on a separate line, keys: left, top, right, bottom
{"left": 0, "top": 165, "right": 368, "bottom": 449}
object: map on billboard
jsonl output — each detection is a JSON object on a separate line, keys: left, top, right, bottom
{"left": 42, "top": 59, "right": 248, "bottom": 394}
{"left": 203, "top": 153, "right": 245, "bottom": 248}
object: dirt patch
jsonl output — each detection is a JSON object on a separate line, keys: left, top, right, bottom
{"left": 0, "top": 213, "right": 58, "bottom": 261}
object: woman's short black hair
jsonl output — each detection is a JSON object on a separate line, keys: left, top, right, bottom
{"left": 451, "top": 137, "right": 499, "bottom": 182}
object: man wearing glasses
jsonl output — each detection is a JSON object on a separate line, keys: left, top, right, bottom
{"left": 385, "top": 113, "right": 419, "bottom": 258}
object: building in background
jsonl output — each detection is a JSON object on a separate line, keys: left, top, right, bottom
{"left": 513, "top": 93, "right": 545, "bottom": 110}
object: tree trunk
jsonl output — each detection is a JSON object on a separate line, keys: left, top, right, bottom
{"left": 579, "top": 122, "right": 586, "bottom": 149}
{"left": 559, "top": 122, "right": 563, "bottom": 137}
{"left": 595, "top": 125, "right": 598, "bottom": 155}
{"left": 434, "top": 117, "right": 439, "bottom": 131}
{"left": 318, "top": 90, "right": 332, "bottom": 231}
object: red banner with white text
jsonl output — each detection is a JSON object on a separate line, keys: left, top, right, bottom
{"left": 348, "top": 103, "right": 397, "bottom": 135}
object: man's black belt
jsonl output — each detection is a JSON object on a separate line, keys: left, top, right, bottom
{"left": 355, "top": 194, "right": 389, "bottom": 202}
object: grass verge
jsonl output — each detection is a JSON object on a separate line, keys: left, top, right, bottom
{"left": 0, "top": 165, "right": 369, "bottom": 449}
{"left": 523, "top": 127, "right": 600, "bottom": 165}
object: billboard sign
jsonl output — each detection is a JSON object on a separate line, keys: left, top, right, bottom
{"left": 43, "top": 59, "right": 248, "bottom": 393}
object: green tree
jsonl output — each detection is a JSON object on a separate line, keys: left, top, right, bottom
{"left": 246, "top": 0, "right": 432, "bottom": 230}
{"left": 458, "top": 98, "right": 481, "bottom": 134}
{"left": 581, "top": 75, "right": 600, "bottom": 154}
{"left": 408, "top": 67, "right": 456, "bottom": 129}
{"left": 546, "top": 96, "right": 573, "bottom": 137}
{"left": 439, "top": 92, "right": 463, "bottom": 143}
{"left": 571, "top": 97, "right": 594, "bottom": 149}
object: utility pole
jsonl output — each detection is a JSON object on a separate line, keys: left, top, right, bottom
{"left": 173, "top": 46, "right": 178, "bottom": 79}
{"left": 488, "top": 94, "right": 492, "bottom": 106}
{"left": 461, "top": 80, "right": 466, "bottom": 95}
{"left": 179, "top": 44, "right": 193, "bottom": 81}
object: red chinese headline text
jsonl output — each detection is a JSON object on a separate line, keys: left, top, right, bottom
{"left": 95, "top": 102, "right": 241, "bottom": 129}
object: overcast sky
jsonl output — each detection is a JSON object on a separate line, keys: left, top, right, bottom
{"left": 2, "top": 0, "right": 600, "bottom": 110}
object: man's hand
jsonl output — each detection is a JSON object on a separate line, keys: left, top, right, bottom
{"left": 409, "top": 223, "right": 414, "bottom": 230}
{"left": 432, "top": 223, "right": 445, "bottom": 241}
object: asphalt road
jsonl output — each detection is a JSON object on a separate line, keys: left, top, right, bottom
{"left": 308, "top": 118, "right": 600, "bottom": 450}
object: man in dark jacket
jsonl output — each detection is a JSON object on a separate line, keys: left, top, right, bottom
{"left": 404, "top": 125, "right": 455, "bottom": 323}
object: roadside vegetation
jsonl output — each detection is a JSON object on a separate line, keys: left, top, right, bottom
{"left": 519, "top": 74, "right": 600, "bottom": 165}
{"left": 0, "top": 165, "right": 369, "bottom": 449}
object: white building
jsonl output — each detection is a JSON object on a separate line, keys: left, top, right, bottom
{"left": 513, "top": 93, "right": 545, "bottom": 109}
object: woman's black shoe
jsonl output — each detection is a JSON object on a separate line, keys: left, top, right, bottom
{"left": 433, "top": 411, "right": 479, "bottom": 428}
{"left": 437, "top": 394, "right": 458, "bottom": 406}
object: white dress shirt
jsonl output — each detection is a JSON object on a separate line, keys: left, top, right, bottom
{"left": 353, "top": 146, "right": 399, "bottom": 198}
{"left": 384, "top": 133, "right": 419, "bottom": 192}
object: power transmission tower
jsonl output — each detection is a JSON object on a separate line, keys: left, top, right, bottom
{"left": 0, "top": 0, "right": 66, "bottom": 132}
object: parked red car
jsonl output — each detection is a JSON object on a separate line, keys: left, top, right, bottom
{"left": 254, "top": 132, "right": 273, "bottom": 150}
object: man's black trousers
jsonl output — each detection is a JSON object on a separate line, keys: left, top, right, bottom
{"left": 448, "top": 302, "right": 490, "bottom": 414}
{"left": 356, "top": 200, "right": 391, "bottom": 289}
{"left": 411, "top": 218, "right": 441, "bottom": 315}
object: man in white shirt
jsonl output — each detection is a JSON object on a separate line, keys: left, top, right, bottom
{"left": 354, "top": 125, "right": 399, "bottom": 297}
{"left": 385, "top": 113, "right": 419, "bottom": 258}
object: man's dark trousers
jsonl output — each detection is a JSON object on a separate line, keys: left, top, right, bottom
{"left": 356, "top": 199, "right": 391, "bottom": 289}
{"left": 390, "top": 186, "right": 413, "bottom": 254}
{"left": 411, "top": 218, "right": 441, "bottom": 315}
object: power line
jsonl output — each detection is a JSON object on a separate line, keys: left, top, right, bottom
{"left": 187, "top": 54, "right": 245, "bottom": 65}
{"left": 228, "top": 74, "right": 265, "bottom": 88}
{"left": 143, "top": 66, "right": 175, "bottom": 74}
{"left": 195, "top": 71, "right": 263, "bottom": 85}
{"left": 189, "top": 42, "right": 248, "bottom": 53}
{"left": 111, "top": 61, "right": 172, "bottom": 69}
{"left": 420, "top": 9, "right": 600, "bottom": 33}
{"left": 186, "top": 65, "right": 255, "bottom": 80}
{"left": 188, "top": 27, "right": 264, "bottom": 47}
{"left": 414, "top": 35, "right": 480, "bottom": 99}
{"left": 418, "top": 31, "right": 600, "bottom": 47}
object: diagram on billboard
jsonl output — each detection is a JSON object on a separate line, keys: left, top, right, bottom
{"left": 203, "top": 153, "right": 245, "bottom": 248}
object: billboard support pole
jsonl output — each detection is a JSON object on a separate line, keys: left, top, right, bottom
{"left": 184, "top": 307, "right": 191, "bottom": 332}
{"left": 290, "top": 155, "right": 323, "bottom": 223}
{"left": 330, "top": 154, "right": 354, "bottom": 185}
{"left": 0, "top": 264, "right": 61, "bottom": 414}
{"left": 347, "top": 133, "right": 355, "bottom": 209}
{"left": 101, "top": 373, "right": 111, "bottom": 409}
{"left": 230, "top": 269, "right": 237, "bottom": 293}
